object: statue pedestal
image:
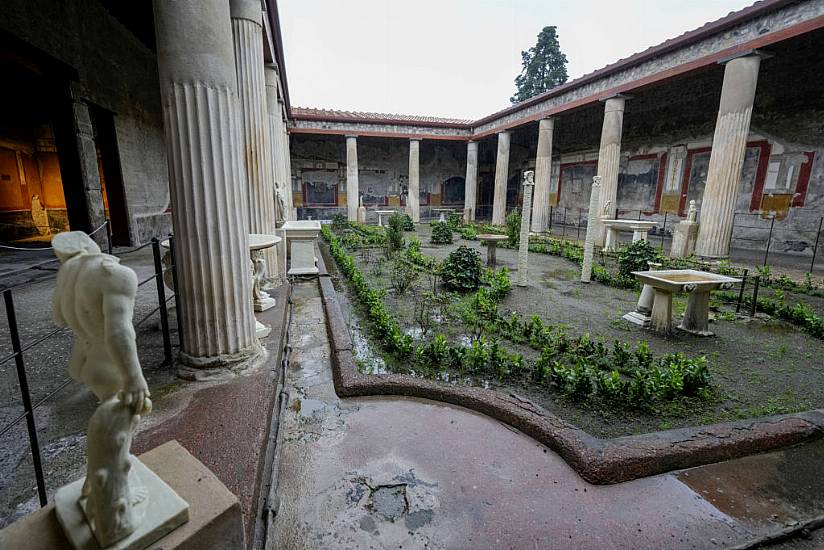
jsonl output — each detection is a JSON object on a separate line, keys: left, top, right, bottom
{"left": 55, "top": 456, "right": 188, "bottom": 549}
{"left": 0, "top": 441, "right": 244, "bottom": 550}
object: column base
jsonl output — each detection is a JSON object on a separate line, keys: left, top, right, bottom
{"left": 177, "top": 341, "right": 263, "bottom": 372}
{"left": 254, "top": 294, "right": 276, "bottom": 312}
{"left": 622, "top": 310, "right": 651, "bottom": 327}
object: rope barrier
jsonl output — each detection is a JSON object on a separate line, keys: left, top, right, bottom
{"left": 0, "top": 220, "right": 109, "bottom": 251}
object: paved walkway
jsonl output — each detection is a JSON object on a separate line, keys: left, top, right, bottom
{"left": 269, "top": 281, "right": 824, "bottom": 549}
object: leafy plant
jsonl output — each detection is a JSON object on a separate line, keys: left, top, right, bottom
{"left": 505, "top": 209, "right": 522, "bottom": 246}
{"left": 332, "top": 213, "right": 349, "bottom": 233}
{"left": 390, "top": 257, "right": 419, "bottom": 295}
{"left": 386, "top": 213, "right": 406, "bottom": 253}
{"left": 401, "top": 213, "right": 415, "bottom": 231}
{"left": 460, "top": 225, "right": 478, "bottom": 240}
{"left": 414, "top": 292, "right": 438, "bottom": 338}
{"left": 446, "top": 212, "right": 463, "bottom": 230}
{"left": 617, "top": 239, "right": 662, "bottom": 278}
{"left": 484, "top": 267, "right": 512, "bottom": 299}
{"left": 441, "top": 246, "right": 484, "bottom": 292}
{"left": 430, "top": 221, "right": 453, "bottom": 244}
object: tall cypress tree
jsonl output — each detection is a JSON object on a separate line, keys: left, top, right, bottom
{"left": 511, "top": 26, "right": 569, "bottom": 104}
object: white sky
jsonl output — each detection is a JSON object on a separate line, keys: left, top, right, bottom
{"left": 279, "top": 0, "right": 754, "bottom": 120}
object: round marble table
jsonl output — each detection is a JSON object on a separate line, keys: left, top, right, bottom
{"left": 477, "top": 234, "right": 509, "bottom": 266}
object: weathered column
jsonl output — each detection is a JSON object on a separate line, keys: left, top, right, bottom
{"left": 264, "top": 64, "right": 289, "bottom": 225}
{"left": 282, "top": 124, "right": 294, "bottom": 219}
{"left": 464, "top": 140, "right": 478, "bottom": 222}
{"left": 517, "top": 171, "right": 535, "bottom": 287}
{"left": 346, "top": 135, "right": 359, "bottom": 221}
{"left": 581, "top": 176, "right": 602, "bottom": 283}
{"left": 531, "top": 118, "right": 554, "bottom": 233}
{"left": 153, "top": 0, "right": 258, "bottom": 366}
{"left": 231, "top": 0, "right": 277, "bottom": 282}
{"left": 595, "top": 95, "right": 628, "bottom": 245}
{"left": 408, "top": 138, "right": 420, "bottom": 223}
{"left": 492, "top": 131, "right": 510, "bottom": 225}
{"left": 695, "top": 54, "right": 762, "bottom": 258}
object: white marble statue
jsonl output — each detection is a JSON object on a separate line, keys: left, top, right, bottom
{"left": 687, "top": 199, "right": 698, "bottom": 222}
{"left": 53, "top": 231, "right": 152, "bottom": 547}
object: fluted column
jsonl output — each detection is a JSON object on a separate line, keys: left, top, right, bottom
{"left": 265, "top": 63, "right": 290, "bottom": 225}
{"left": 695, "top": 54, "right": 762, "bottom": 258}
{"left": 153, "top": 0, "right": 258, "bottom": 366}
{"left": 531, "top": 118, "right": 554, "bottom": 233}
{"left": 346, "top": 135, "right": 359, "bottom": 221}
{"left": 231, "top": 0, "right": 277, "bottom": 280}
{"left": 492, "top": 131, "right": 510, "bottom": 225}
{"left": 595, "top": 95, "right": 627, "bottom": 245}
{"left": 464, "top": 140, "right": 478, "bottom": 221}
{"left": 282, "top": 123, "right": 294, "bottom": 219}
{"left": 408, "top": 139, "right": 420, "bottom": 222}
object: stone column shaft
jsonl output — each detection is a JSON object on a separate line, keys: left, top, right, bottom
{"left": 71, "top": 99, "right": 107, "bottom": 244}
{"left": 531, "top": 118, "right": 554, "bottom": 233}
{"left": 517, "top": 173, "right": 535, "bottom": 287}
{"left": 231, "top": 0, "right": 277, "bottom": 279}
{"left": 464, "top": 141, "right": 478, "bottom": 221}
{"left": 695, "top": 55, "right": 762, "bottom": 258}
{"left": 595, "top": 96, "right": 627, "bottom": 245}
{"left": 265, "top": 64, "right": 291, "bottom": 225}
{"left": 408, "top": 139, "right": 420, "bottom": 222}
{"left": 154, "top": 0, "right": 257, "bottom": 366}
{"left": 581, "top": 176, "right": 602, "bottom": 283}
{"left": 492, "top": 131, "right": 510, "bottom": 225}
{"left": 346, "top": 136, "right": 359, "bottom": 221}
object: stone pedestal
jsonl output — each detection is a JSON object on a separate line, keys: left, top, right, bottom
{"left": 623, "top": 284, "right": 655, "bottom": 327}
{"left": 581, "top": 176, "right": 602, "bottom": 283}
{"left": 408, "top": 139, "right": 420, "bottom": 223}
{"left": 670, "top": 220, "right": 699, "bottom": 259}
{"left": 679, "top": 291, "right": 712, "bottom": 336}
{"left": 595, "top": 96, "right": 627, "bottom": 245}
{"left": 492, "top": 131, "right": 510, "bottom": 225}
{"left": 346, "top": 136, "right": 359, "bottom": 221}
{"left": 531, "top": 118, "right": 554, "bottom": 233}
{"left": 651, "top": 288, "right": 673, "bottom": 334}
{"left": 0, "top": 441, "right": 244, "bottom": 550}
{"left": 517, "top": 173, "right": 535, "bottom": 287}
{"left": 357, "top": 205, "right": 367, "bottom": 224}
{"left": 153, "top": 0, "right": 258, "bottom": 367}
{"left": 695, "top": 54, "right": 762, "bottom": 258}
{"left": 464, "top": 140, "right": 478, "bottom": 221}
{"left": 232, "top": 0, "right": 278, "bottom": 282}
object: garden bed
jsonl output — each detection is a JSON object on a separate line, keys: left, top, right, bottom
{"left": 323, "top": 220, "right": 824, "bottom": 439}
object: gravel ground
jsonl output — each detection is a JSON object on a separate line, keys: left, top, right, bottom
{"left": 325, "top": 223, "right": 824, "bottom": 439}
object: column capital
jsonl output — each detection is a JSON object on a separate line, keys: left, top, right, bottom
{"left": 230, "top": 0, "right": 262, "bottom": 24}
{"left": 345, "top": 134, "right": 358, "bottom": 140}
{"left": 498, "top": 129, "right": 511, "bottom": 136}
{"left": 599, "top": 93, "right": 633, "bottom": 102}
{"left": 409, "top": 137, "right": 421, "bottom": 142}
{"left": 718, "top": 49, "right": 773, "bottom": 65}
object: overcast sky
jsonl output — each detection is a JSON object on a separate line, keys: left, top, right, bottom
{"left": 279, "top": 0, "right": 754, "bottom": 120}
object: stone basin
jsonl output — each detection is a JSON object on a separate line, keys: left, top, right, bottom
{"left": 281, "top": 220, "right": 321, "bottom": 239}
{"left": 632, "top": 269, "right": 740, "bottom": 293}
{"left": 601, "top": 219, "right": 658, "bottom": 230}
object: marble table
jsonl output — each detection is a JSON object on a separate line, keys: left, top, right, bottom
{"left": 432, "top": 207, "right": 455, "bottom": 222}
{"left": 630, "top": 269, "right": 740, "bottom": 336}
{"left": 601, "top": 219, "right": 659, "bottom": 251}
{"left": 282, "top": 220, "right": 321, "bottom": 276}
{"left": 478, "top": 234, "right": 509, "bottom": 266}
{"left": 374, "top": 209, "right": 396, "bottom": 227}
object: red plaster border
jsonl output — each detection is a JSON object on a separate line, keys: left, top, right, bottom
{"left": 316, "top": 251, "right": 824, "bottom": 485}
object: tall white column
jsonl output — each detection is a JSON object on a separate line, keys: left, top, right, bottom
{"left": 464, "top": 140, "right": 478, "bottom": 221}
{"left": 531, "top": 118, "right": 554, "bottom": 233}
{"left": 492, "top": 131, "right": 510, "bottom": 225}
{"left": 695, "top": 54, "right": 762, "bottom": 258}
{"left": 265, "top": 64, "right": 290, "bottom": 225}
{"left": 153, "top": 0, "right": 258, "bottom": 366}
{"left": 595, "top": 95, "right": 627, "bottom": 245}
{"left": 231, "top": 0, "right": 277, "bottom": 278}
{"left": 581, "top": 176, "right": 602, "bottom": 283}
{"left": 346, "top": 135, "right": 359, "bottom": 221}
{"left": 517, "top": 171, "right": 535, "bottom": 287}
{"left": 408, "top": 138, "right": 420, "bottom": 222}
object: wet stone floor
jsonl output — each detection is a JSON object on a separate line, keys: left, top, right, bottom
{"left": 269, "top": 280, "right": 824, "bottom": 549}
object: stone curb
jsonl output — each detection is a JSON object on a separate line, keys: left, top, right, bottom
{"left": 316, "top": 248, "right": 824, "bottom": 484}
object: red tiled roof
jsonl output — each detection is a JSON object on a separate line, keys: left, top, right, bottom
{"left": 291, "top": 107, "right": 472, "bottom": 128}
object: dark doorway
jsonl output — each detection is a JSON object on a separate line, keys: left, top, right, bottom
{"left": 91, "top": 107, "right": 131, "bottom": 246}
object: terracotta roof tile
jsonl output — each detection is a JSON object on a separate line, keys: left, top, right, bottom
{"left": 291, "top": 107, "right": 472, "bottom": 127}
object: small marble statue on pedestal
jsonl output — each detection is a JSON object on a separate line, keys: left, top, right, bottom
{"left": 51, "top": 232, "right": 188, "bottom": 549}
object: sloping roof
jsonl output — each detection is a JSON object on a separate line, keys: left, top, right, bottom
{"left": 291, "top": 0, "right": 802, "bottom": 129}
{"left": 291, "top": 107, "right": 473, "bottom": 128}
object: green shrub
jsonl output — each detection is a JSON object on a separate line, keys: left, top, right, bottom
{"left": 446, "top": 212, "right": 463, "bottom": 230}
{"left": 331, "top": 213, "right": 348, "bottom": 233}
{"left": 441, "top": 246, "right": 484, "bottom": 292}
{"left": 484, "top": 267, "right": 512, "bottom": 299}
{"left": 390, "top": 257, "right": 419, "bottom": 295}
{"left": 401, "top": 213, "right": 415, "bottom": 231}
{"left": 460, "top": 225, "right": 478, "bottom": 240}
{"left": 430, "top": 221, "right": 453, "bottom": 244}
{"left": 617, "top": 239, "right": 662, "bottom": 278}
{"left": 386, "top": 213, "right": 406, "bottom": 253}
{"left": 505, "top": 209, "right": 522, "bottom": 246}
